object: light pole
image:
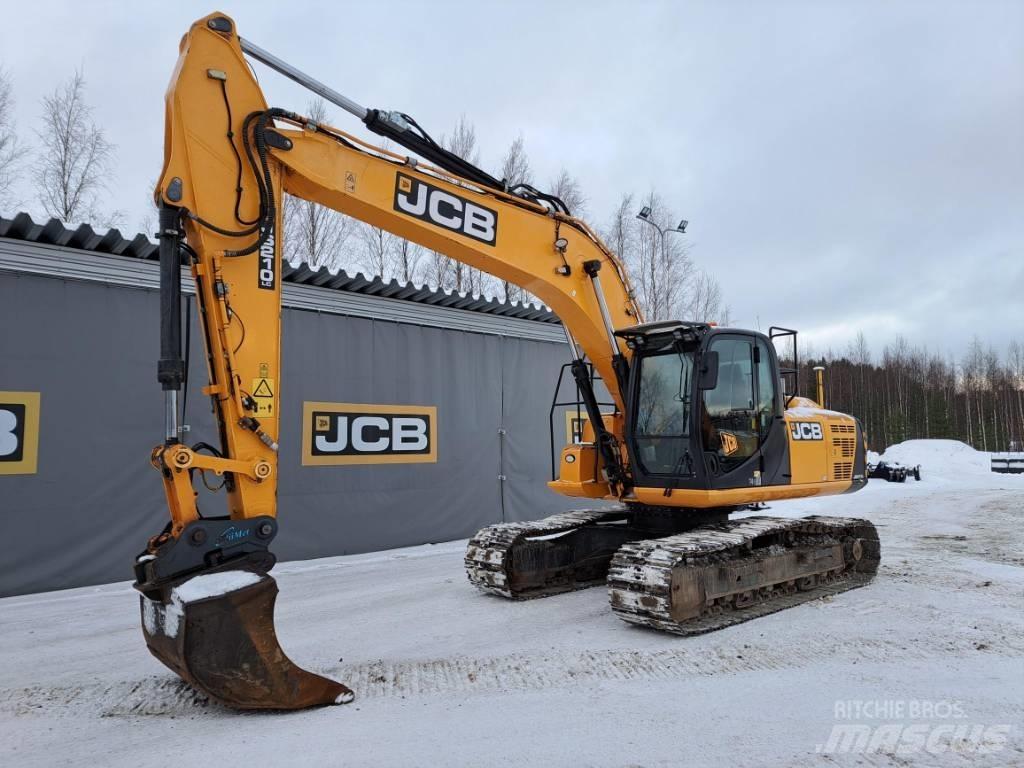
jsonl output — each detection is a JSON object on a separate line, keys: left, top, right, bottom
{"left": 635, "top": 206, "right": 688, "bottom": 320}
{"left": 636, "top": 206, "right": 688, "bottom": 261}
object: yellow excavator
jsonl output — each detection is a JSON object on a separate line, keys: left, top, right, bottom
{"left": 136, "top": 11, "right": 880, "bottom": 711}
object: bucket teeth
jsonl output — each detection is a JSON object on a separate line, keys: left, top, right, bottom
{"left": 141, "top": 572, "right": 352, "bottom": 710}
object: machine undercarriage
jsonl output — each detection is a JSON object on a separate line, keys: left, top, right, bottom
{"left": 467, "top": 509, "right": 880, "bottom": 634}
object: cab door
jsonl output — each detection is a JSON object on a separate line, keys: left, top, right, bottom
{"left": 752, "top": 336, "right": 789, "bottom": 486}
{"left": 699, "top": 333, "right": 787, "bottom": 489}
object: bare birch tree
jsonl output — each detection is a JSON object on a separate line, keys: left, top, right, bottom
{"left": 629, "top": 191, "right": 691, "bottom": 321}
{"left": 603, "top": 190, "right": 726, "bottom": 323}
{"left": 499, "top": 135, "right": 532, "bottom": 190}
{"left": 496, "top": 135, "right": 533, "bottom": 302}
{"left": 550, "top": 168, "right": 587, "bottom": 217}
{"left": 430, "top": 116, "right": 495, "bottom": 295}
{"left": 137, "top": 178, "right": 158, "bottom": 237}
{"left": 684, "top": 270, "right": 723, "bottom": 322}
{"left": 283, "top": 99, "right": 353, "bottom": 269}
{"left": 34, "top": 70, "right": 118, "bottom": 225}
{"left": 359, "top": 221, "right": 396, "bottom": 278}
{"left": 392, "top": 236, "right": 423, "bottom": 284}
{"left": 0, "top": 67, "right": 25, "bottom": 210}
{"left": 1009, "top": 340, "right": 1024, "bottom": 449}
{"left": 963, "top": 337, "right": 989, "bottom": 450}
{"left": 350, "top": 136, "right": 405, "bottom": 280}
{"left": 605, "top": 193, "right": 636, "bottom": 263}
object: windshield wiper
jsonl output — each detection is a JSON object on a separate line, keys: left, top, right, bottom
{"left": 675, "top": 350, "right": 691, "bottom": 433}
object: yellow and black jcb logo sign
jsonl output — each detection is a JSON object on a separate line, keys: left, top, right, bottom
{"left": 566, "top": 411, "right": 589, "bottom": 444}
{"left": 720, "top": 431, "right": 739, "bottom": 456}
{"left": 564, "top": 410, "right": 615, "bottom": 445}
{"left": 302, "top": 402, "right": 437, "bottom": 466}
{"left": 0, "top": 392, "right": 40, "bottom": 475}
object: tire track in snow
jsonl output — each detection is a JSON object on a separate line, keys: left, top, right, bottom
{"left": 3, "top": 633, "right": 1022, "bottom": 719}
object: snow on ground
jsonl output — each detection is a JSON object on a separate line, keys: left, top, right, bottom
{"left": 2, "top": 441, "right": 1023, "bottom": 767}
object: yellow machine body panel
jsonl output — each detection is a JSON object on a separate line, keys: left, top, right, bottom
{"left": 783, "top": 397, "right": 860, "bottom": 486}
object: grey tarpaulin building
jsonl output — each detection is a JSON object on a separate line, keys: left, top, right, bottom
{"left": 0, "top": 213, "right": 607, "bottom": 596}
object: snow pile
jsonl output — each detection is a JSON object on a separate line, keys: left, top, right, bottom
{"left": 879, "top": 439, "right": 991, "bottom": 477}
{"left": 172, "top": 570, "right": 263, "bottom": 603}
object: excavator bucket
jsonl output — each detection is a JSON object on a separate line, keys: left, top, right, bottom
{"left": 140, "top": 572, "right": 352, "bottom": 710}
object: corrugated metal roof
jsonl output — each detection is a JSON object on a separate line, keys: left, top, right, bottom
{"left": 0, "top": 212, "right": 559, "bottom": 324}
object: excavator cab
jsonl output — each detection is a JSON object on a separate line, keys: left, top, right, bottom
{"left": 619, "top": 321, "right": 790, "bottom": 493}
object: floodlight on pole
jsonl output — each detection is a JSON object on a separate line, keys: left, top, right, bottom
{"left": 635, "top": 206, "right": 688, "bottom": 264}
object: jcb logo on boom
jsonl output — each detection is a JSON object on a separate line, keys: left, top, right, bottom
{"left": 302, "top": 402, "right": 437, "bottom": 466}
{"left": 790, "top": 421, "right": 824, "bottom": 441}
{"left": 258, "top": 229, "right": 276, "bottom": 290}
{"left": 394, "top": 173, "right": 497, "bottom": 245}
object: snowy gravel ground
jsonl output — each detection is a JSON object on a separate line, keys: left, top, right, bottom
{"left": 2, "top": 441, "right": 1022, "bottom": 767}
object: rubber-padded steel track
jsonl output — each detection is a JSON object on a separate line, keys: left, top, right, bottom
{"left": 607, "top": 515, "right": 881, "bottom": 635}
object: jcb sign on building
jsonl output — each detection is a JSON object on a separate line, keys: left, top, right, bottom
{"left": 0, "top": 391, "right": 40, "bottom": 475}
{"left": 302, "top": 402, "right": 437, "bottom": 466}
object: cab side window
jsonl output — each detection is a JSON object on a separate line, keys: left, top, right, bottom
{"left": 701, "top": 338, "right": 757, "bottom": 468}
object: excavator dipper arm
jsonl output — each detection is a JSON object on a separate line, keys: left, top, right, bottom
{"left": 137, "top": 11, "right": 640, "bottom": 710}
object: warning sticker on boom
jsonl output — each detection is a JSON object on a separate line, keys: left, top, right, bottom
{"left": 251, "top": 378, "right": 275, "bottom": 417}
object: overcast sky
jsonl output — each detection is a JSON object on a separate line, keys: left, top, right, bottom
{"left": 1, "top": 0, "right": 1020, "bottom": 360}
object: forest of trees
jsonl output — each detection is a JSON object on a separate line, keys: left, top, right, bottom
{"left": 786, "top": 332, "right": 1024, "bottom": 453}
